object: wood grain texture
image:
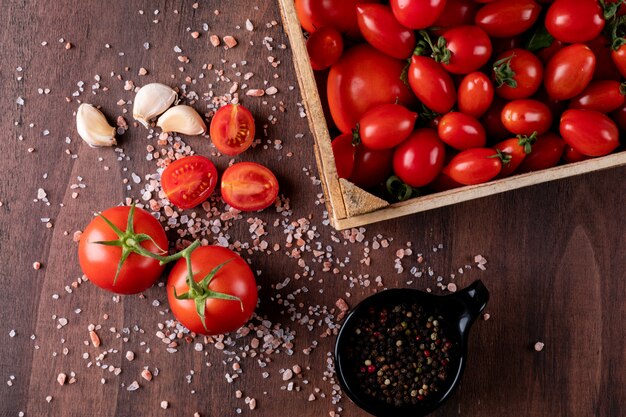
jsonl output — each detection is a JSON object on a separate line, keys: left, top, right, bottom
{"left": 1, "top": 1, "right": 625, "bottom": 417}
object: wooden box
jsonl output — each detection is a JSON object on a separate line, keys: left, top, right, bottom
{"left": 277, "top": 0, "right": 626, "bottom": 230}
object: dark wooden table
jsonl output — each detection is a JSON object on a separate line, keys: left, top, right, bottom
{"left": 2, "top": 1, "right": 625, "bottom": 416}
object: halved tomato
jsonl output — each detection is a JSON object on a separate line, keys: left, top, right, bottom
{"left": 161, "top": 155, "right": 218, "bottom": 209}
{"left": 221, "top": 162, "right": 279, "bottom": 212}
{"left": 210, "top": 104, "right": 256, "bottom": 156}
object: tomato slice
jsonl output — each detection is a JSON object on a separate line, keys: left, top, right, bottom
{"left": 221, "top": 162, "right": 279, "bottom": 212}
{"left": 161, "top": 155, "right": 218, "bottom": 209}
{"left": 210, "top": 104, "right": 256, "bottom": 156}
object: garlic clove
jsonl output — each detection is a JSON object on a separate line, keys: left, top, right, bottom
{"left": 156, "top": 105, "right": 207, "bottom": 135}
{"left": 76, "top": 103, "right": 117, "bottom": 147}
{"left": 133, "top": 83, "right": 178, "bottom": 128}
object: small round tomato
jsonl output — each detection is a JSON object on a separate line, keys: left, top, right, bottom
{"left": 210, "top": 104, "right": 256, "bottom": 156}
{"left": 481, "top": 97, "right": 511, "bottom": 142}
{"left": 517, "top": 132, "right": 566, "bottom": 173}
{"left": 433, "top": 0, "right": 480, "bottom": 30}
{"left": 446, "top": 148, "right": 503, "bottom": 185}
{"left": 221, "top": 162, "right": 279, "bottom": 211}
{"left": 545, "top": 0, "right": 604, "bottom": 43}
{"left": 357, "top": 104, "right": 418, "bottom": 150}
{"left": 458, "top": 72, "right": 494, "bottom": 118}
{"left": 493, "top": 136, "right": 535, "bottom": 177}
{"left": 611, "top": 44, "right": 626, "bottom": 79}
{"left": 79, "top": 206, "right": 168, "bottom": 295}
{"left": 493, "top": 49, "right": 543, "bottom": 100}
{"left": 350, "top": 146, "right": 394, "bottom": 188}
{"left": 295, "top": 0, "right": 377, "bottom": 38}
{"left": 390, "top": 0, "right": 447, "bottom": 29}
{"left": 332, "top": 133, "right": 357, "bottom": 179}
{"left": 392, "top": 129, "right": 446, "bottom": 188}
{"left": 569, "top": 80, "right": 625, "bottom": 113}
{"left": 475, "top": 0, "right": 542, "bottom": 38}
{"left": 544, "top": 44, "right": 595, "bottom": 101}
{"left": 161, "top": 156, "right": 218, "bottom": 209}
{"left": 437, "top": 25, "right": 492, "bottom": 75}
{"left": 562, "top": 145, "right": 592, "bottom": 163}
{"left": 167, "top": 246, "right": 257, "bottom": 336}
{"left": 560, "top": 110, "right": 620, "bottom": 157}
{"left": 408, "top": 56, "right": 457, "bottom": 113}
{"left": 438, "top": 112, "right": 486, "bottom": 150}
{"left": 586, "top": 36, "right": 621, "bottom": 81}
{"left": 306, "top": 26, "right": 344, "bottom": 71}
{"left": 356, "top": 4, "right": 416, "bottom": 59}
{"left": 501, "top": 99, "right": 553, "bottom": 135}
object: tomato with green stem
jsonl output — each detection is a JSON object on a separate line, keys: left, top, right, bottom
{"left": 560, "top": 109, "right": 620, "bottom": 156}
{"left": 210, "top": 104, "right": 255, "bottom": 156}
{"left": 392, "top": 128, "right": 446, "bottom": 188}
{"left": 438, "top": 112, "right": 486, "bottom": 150}
{"left": 408, "top": 55, "right": 457, "bottom": 114}
{"left": 492, "top": 133, "right": 536, "bottom": 177}
{"left": 306, "top": 26, "right": 344, "bottom": 70}
{"left": 475, "top": 0, "right": 542, "bottom": 38}
{"left": 458, "top": 71, "right": 494, "bottom": 118}
{"left": 356, "top": 103, "right": 418, "bottom": 150}
{"left": 356, "top": 4, "right": 416, "bottom": 59}
{"left": 517, "top": 132, "right": 566, "bottom": 173}
{"left": 501, "top": 99, "right": 553, "bottom": 136}
{"left": 493, "top": 49, "right": 543, "bottom": 100}
{"left": 161, "top": 156, "right": 218, "bottom": 209}
{"left": 221, "top": 162, "right": 279, "bottom": 212}
{"left": 167, "top": 245, "right": 257, "bottom": 335}
{"left": 544, "top": 44, "right": 596, "bottom": 101}
{"left": 78, "top": 205, "right": 168, "bottom": 295}
{"left": 446, "top": 148, "right": 504, "bottom": 185}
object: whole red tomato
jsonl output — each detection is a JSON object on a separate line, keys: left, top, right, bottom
{"left": 433, "top": 0, "right": 479, "bottom": 30}
{"left": 586, "top": 36, "right": 621, "bottom": 81}
{"left": 458, "top": 71, "right": 494, "bottom": 118}
{"left": 408, "top": 56, "right": 457, "bottom": 113}
{"left": 493, "top": 136, "right": 535, "bottom": 177}
{"left": 545, "top": 0, "right": 605, "bottom": 43}
{"left": 79, "top": 206, "right": 168, "bottom": 295}
{"left": 392, "top": 129, "right": 446, "bottom": 188}
{"left": 356, "top": 4, "right": 416, "bottom": 59}
{"left": 517, "top": 132, "right": 566, "bottom": 173}
{"left": 569, "top": 80, "right": 626, "bottom": 113}
{"left": 446, "top": 148, "right": 503, "bottom": 185}
{"left": 493, "top": 49, "right": 543, "bottom": 100}
{"left": 501, "top": 99, "right": 553, "bottom": 135}
{"left": 295, "top": 0, "right": 378, "bottom": 38}
{"left": 306, "top": 26, "right": 344, "bottom": 71}
{"left": 475, "top": 0, "right": 542, "bottom": 38}
{"left": 611, "top": 44, "right": 626, "bottom": 78}
{"left": 332, "top": 133, "right": 357, "bottom": 179}
{"left": 357, "top": 103, "right": 418, "bottom": 150}
{"left": 439, "top": 25, "right": 492, "bottom": 74}
{"left": 167, "top": 246, "right": 257, "bottom": 336}
{"left": 328, "top": 45, "right": 416, "bottom": 133}
{"left": 544, "top": 44, "right": 596, "bottom": 100}
{"left": 438, "top": 112, "right": 487, "bottom": 150}
{"left": 390, "top": 0, "right": 447, "bottom": 29}
{"left": 350, "top": 146, "right": 394, "bottom": 188}
{"left": 560, "top": 109, "right": 620, "bottom": 156}
{"left": 481, "top": 97, "right": 512, "bottom": 142}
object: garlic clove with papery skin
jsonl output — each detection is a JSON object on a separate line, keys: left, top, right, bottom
{"left": 76, "top": 103, "right": 117, "bottom": 147}
{"left": 156, "top": 105, "right": 207, "bottom": 135}
{"left": 133, "top": 83, "right": 178, "bottom": 128}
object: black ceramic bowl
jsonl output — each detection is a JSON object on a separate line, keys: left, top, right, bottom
{"left": 334, "top": 280, "right": 489, "bottom": 417}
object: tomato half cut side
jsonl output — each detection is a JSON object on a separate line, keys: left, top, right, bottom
{"left": 210, "top": 104, "right": 256, "bottom": 156}
{"left": 161, "top": 155, "right": 218, "bottom": 209}
{"left": 221, "top": 162, "right": 279, "bottom": 212}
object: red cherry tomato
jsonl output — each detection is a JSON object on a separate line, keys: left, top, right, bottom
{"left": 611, "top": 44, "right": 626, "bottom": 79}
{"left": 440, "top": 25, "right": 493, "bottom": 74}
{"left": 78, "top": 206, "right": 168, "bottom": 295}
{"left": 392, "top": 129, "right": 446, "bottom": 188}
{"left": 475, "top": 0, "right": 542, "bottom": 38}
{"left": 210, "top": 104, "right": 255, "bottom": 156}
{"left": 349, "top": 146, "right": 394, "bottom": 188}
{"left": 438, "top": 112, "right": 487, "bottom": 150}
{"left": 481, "top": 98, "right": 512, "bottom": 142}
{"left": 161, "top": 156, "right": 218, "bottom": 209}
{"left": 221, "top": 162, "right": 279, "bottom": 212}
{"left": 562, "top": 145, "right": 592, "bottom": 163}
{"left": 357, "top": 104, "right": 418, "bottom": 150}
{"left": 544, "top": 44, "right": 595, "bottom": 100}
{"left": 306, "top": 26, "right": 344, "bottom": 71}
{"left": 493, "top": 136, "right": 533, "bottom": 177}
{"left": 545, "top": 0, "right": 605, "bottom": 43}
{"left": 560, "top": 109, "right": 620, "bottom": 157}
{"left": 408, "top": 56, "right": 457, "bottom": 113}
{"left": 501, "top": 99, "right": 553, "bottom": 135}
{"left": 295, "top": 0, "right": 378, "bottom": 38}
{"left": 458, "top": 72, "right": 494, "bottom": 118}
{"left": 328, "top": 45, "right": 416, "bottom": 133}
{"left": 433, "top": 0, "right": 480, "bottom": 30}
{"left": 390, "top": 0, "right": 447, "bottom": 29}
{"left": 569, "top": 80, "right": 626, "bottom": 113}
{"left": 332, "top": 133, "right": 357, "bottom": 179}
{"left": 356, "top": 4, "right": 416, "bottom": 59}
{"left": 493, "top": 49, "right": 543, "bottom": 100}
{"left": 167, "top": 246, "right": 257, "bottom": 336}
{"left": 517, "top": 132, "right": 566, "bottom": 173}
{"left": 446, "top": 148, "right": 503, "bottom": 185}
{"left": 586, "top": 36, "right": 621, "bottom": 81}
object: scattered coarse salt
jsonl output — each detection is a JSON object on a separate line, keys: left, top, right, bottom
{"left": 223, "top": 36, "right": 237, "bottom": 48}
{"left": 125, "top": 351, "right": 135, "bottom": 361}
{"left": 447, "top": 283, "right": 457, "bottom": 293}
{"left": 32, "top": 262, "right": 41, "bottom": 270}
{"left": 57, "top": 373, "right": 67, "bottom": 386}
{"left": 209, "top": 35, "right": 220, "bottom": 47}
{"left": 160, "top": 400, "right": 169, "bottom": 409}
{"left": 282, "top": 369, "right": 293, "bottom": 381}
{"left": 127, "top": 380, "right": 140, "bottom": 391}
{"left": 249, "top": 398, "right": 257, "bottom": 410}
{"left": 9, "top": 330, "right": 16, "bottom": 338}
{"left": 534, "top": 342, "right": 545, "bottom": 352}
{"left": 89, "top": 330, "right": 101, "bottom": 347}
{"left": 483, "top": 313, "right": 491, "bottom": 321}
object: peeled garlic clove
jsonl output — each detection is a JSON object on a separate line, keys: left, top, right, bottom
{"left": 157, "top": 105, "right": 207, "bottom": 135}
{"left": 76, "top": 103, "right": 117, "bottom": 147}
{"left": 133, "top": 83, "right": 178, "bottom": 128}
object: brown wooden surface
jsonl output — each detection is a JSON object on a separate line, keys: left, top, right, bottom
{"left": 1, "top": 1, "right": 625, "bottom": 417}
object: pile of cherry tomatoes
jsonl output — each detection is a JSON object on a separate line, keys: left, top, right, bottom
{"left": 298, "top": 0, "right": 625, "bottom": 200}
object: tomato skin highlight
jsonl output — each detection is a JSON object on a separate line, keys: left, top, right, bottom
{"left": 559, "top": 110, "right": 620, "bottom": 157}
{"left": 161, "top": 156, "right": 218, "bottom": 209}
{"left": 438, "top": 112, "right": 487, "bottom": 150}
{"left": 458, "top": 71, "right": 494, "bottom": 118}
{"left": 332, "top": 133, "right": 357, "bottom": 179}
{"left": 79, "top": 206, "right": 168, "bottom": 295}
{"left": 358, "top": 104, "right": 418, "bottom": 150}
{"left": 306, "top": 26, "right": 344, "bottom": 71}
{"left": 408, "top": 55, "right": 457, "bottom": 114}
{"left": 356, "top": 4, "right": 416, "bottom": 59}
{"left": 328, "top": 45, "right": 416, "bottom": 133}
{"left": 544, "top": 44, "right": 595, "bottom": 101}
{"left": 517, "top": 132, "right": 566, "bottom": 173}
{"left": 390, "top": 0, "right": 448, "bottom": 29}
{"left": 493, "top": 49, "right": 543, "bottom": 100}
{"left": 475, "top": 0, "right": 542, "bottom": 38}
{"left": 392, "top": 129, "right": 446, "bottom": 188}
{"left": 545, "top": 0, "right": 605, "bottom": 44}
{"left": 167, "top": 246, "right": 257, "bottom": 336}
{"left": 221, "top": 162, "right": 279, "bottom": 212}
{"left": 446, "top": 148, "right": 502, "bottom": 185}
{"left": 569, "top": 80, "right": 625, "bottom": 113}
{"left": 210, "top": 104, "right": 256, "bottom": 156}
{"left": 295, "top": 0, "right": 378, "bottom": 38}
{"left": 501, "top": 99, "right": 553, "bottom": 136}
{"left": 349, "top": 146, "right": 394, "bottom": 188}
